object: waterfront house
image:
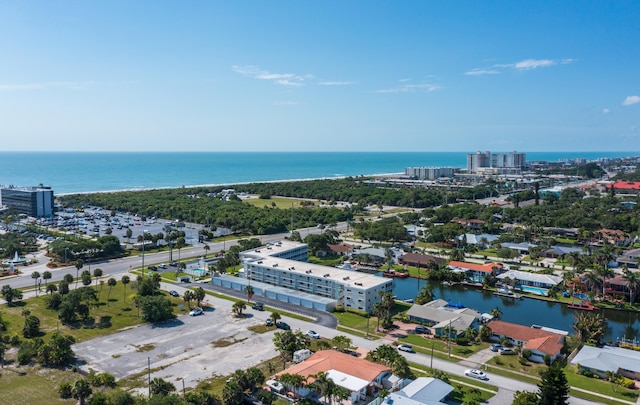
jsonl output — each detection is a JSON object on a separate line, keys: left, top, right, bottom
{"left": 398, "top": 253, "right": 445, "bottom": 268}
{"left": 453, "top": 218, "right": 486, "bottom": 231}
{"left": 499, "top": 242, "right": 538, "bottom": 255}
{"left": 448, "top": 261, "right": 503, "bottom": 283}
{"left": 406, "top": 299, "right": 482, "bottom": 337}
{"left": 571, "top": 345, "right": 640, "bottom": 381}
{"left": 456, "top": 233, "right": 499, "bottom": 248}
{"left": 383, "top": 377, "right": 454, "bottom": 405}
{"left": 595, "top": 229, "right": 632, "bottom": 247}
{"left": 275, "top": 350, "right": 392, "bottom": 403}
{"left": 496, "top": 269, "right": 562, "bottom": 291}
{"left": 317, "top": 242, "right": 354, "bottom": 258}
{"left": 487, "top": 320, "right": 566, "bottom": 363}
{"left": 603, "top": 274, "right": 631, "bottom": 298}
{"left": 543, "top": 245, "right": 583, "bottom": 259}
{"left": 616, "top": 248, "right": 640, "bottom": 269}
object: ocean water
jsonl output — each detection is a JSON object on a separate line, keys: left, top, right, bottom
{"left": 0, "top": 151, "right": 635, "bottom": 195}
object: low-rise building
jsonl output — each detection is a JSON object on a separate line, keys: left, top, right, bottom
{"left": 487, "top": 320, "right": 566, "bottom": 363}
{"left": 406, "top": 299, "right": 481, "bottom": 337}
{"left": 448, "top": 261, "right": 503, "bottom": 283}
{"left": 496, "top": 269, "right": 562, "bottom": 290}
{"left": 571, "top": 345, "right": 640, "bottom": 380}
{"left": 275, "top": 350, "right": 392, "bottom": 403}
{"left": 0, "top": 184, "right": 54, "bottom": 218}
{"left": 398, "top": 253, "right": 445, "bottom": 268}
{"left": 616, "top": 248, "right": 640, "bottom": 269}
{"left": 237, "top": 240, "right": 393, "bottom": 313}
{"left": 383, "top": 377, "right": 454, "bottom": 405}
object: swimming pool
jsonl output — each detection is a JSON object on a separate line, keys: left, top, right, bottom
{"left": 520, "top": 285, "right": 549, "bottom": 296}
{"left": 573, "top": 293, "right": 588, "bottom": 300}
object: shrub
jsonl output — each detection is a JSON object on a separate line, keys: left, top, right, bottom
{"left": 621, "top": 378, "right": 635, "bottom": 389}
{"left": 454, "top": 337, "right": 469, "bottom": 346}
{"left": 58, "top": 382, "right": 73, "bottom": 399}
{"left": 522, "top": 349, "right": 532, "bottom": 359}
{"left": 543, "top": 354, "right": 552, "bottom": 366}
{"left": 518, "top": 357, "right": 528, "bottom": 365}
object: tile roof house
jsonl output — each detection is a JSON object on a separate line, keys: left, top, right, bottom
{"left": 487, "top": 320, "right": 565, "bottom": 363}
{"left": 571, "top": 345, "right": 640, "bottom": 381}
{"left": 275, "top": 350, "right": 391, "bottom": 403}
{"left": 448, "top": 261, "right": 503, "bottom": 282}
{"left": 406, "top": 299, "right": 482, "bottom": 337}
{"left": 398, "top": 253, "right": 445, "bottom": 268}
{"left": 383, "top": 377, "right": 454, "bottom": 405}
{"left": 608, "top": 181, "right": 640, "bottom": 193}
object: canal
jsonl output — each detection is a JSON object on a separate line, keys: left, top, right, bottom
{"left": 391, "top": 276, "right": 640, "bottom": 342}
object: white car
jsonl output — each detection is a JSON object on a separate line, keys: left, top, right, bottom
{"left": 306, "top": 330, "right": 320, "bottom": 339}
{"left": 189, "top": 307, "right": 203, "bottom": 316}
{"left": 398, "top": 344, "right": 414, "bottom": 353}
{"left": 464, "top": 369, "right": 488, "bottom": 380}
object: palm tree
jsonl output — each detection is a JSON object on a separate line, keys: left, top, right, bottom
{"left": 623, "top": 267, "right": 640, "bottom": 304}
{"left": 203, "top": 243, "right": 210, "bottom": 258}
{"left": 75, "top": 259, "right": 84, "bottom": 288}
{"left": 121, "top": 275, "right": 130, "bottom": 303}
{"left": 489, "top": 307, "right": 503, "bottom": 320}
{"left": 183, "top": 290, "right": 195, "bottom": 309}
{"left": 583, "top": 271, "right": 601, "bottom": 296}
{"left": 245, "top": 285, "right": 255, "bottom": 303}
{"left": 312, "top": 371, "right": 332, "bottom": 404}
{"left": 107, "top": 278, "right": 117, "bottom": 305}
{"left": 270, "top": 311, "right": 281, "bottom": 325}
{"left": 42, "top": 271, "right": 52, "bottom": 288}
{"left": 232, "top": 301, "right": 246, "bottom": 317}
{"left": 176, "top": 236, "right": 185, "bottom": 265}
{"left": 72, "top": 379, "right": 92, "bottom": 405}
{"left": 415, "top": 284, "right": 434, "bottom": 305}
{"left": 93, "top": 268, "right": 103, "bottom": 286}
{"left": 31, "top": 271, "right": 40, "bottom": 296}
{"left": 595, "top": 266, "right": 615, "bottom": 298}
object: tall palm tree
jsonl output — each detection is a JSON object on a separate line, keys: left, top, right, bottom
{"left": 107, "top": 278, "right": 117, "bottom": 305}
{"left": 595, "top": 266, "right": 615, "bottom": 298}
{"left": 121, "top": 275, "right": 130, "bottom": 303}
{"left": 623, "top": 267, "right": 640, "bottom": 304}
{"left": 583, "top": 271, "right": 601, "bottom": 296}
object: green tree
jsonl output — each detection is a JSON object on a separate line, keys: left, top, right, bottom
{"left": 22, "top": 314, "right": 40, "bottom": 338}
{"left": 93, "top": 268, "right": 103, "bottom": 286}
{"left": 245, "top": 285, "right": 255, "bottom": 303}
{"left": 183, "top": 290, "right": 195, "bottom": 309}
{"left": 75, "top": 259, "right": 84, "bottom": 288}
{"left": 72, "top": 379, "right": 93, "bottom": 405}
{"left": 222, "top": 380, "right": 244, "bottom": 405}
{"left": 193, "top": 287, "right": 205, "bottom": 307}
{"left": 232, "top": 301, "right": 246, "bottom": 317}
{"left": 512, "top": 390, "right": 539, "bottom": 405}
{"left": 81, "top": 270, "right": 92, "bottom": 287}
{"left": 203, "top": 243, "right": 210, "bottom": 258}
{"left": 150, "top": 377, "right": 176, "bottom": 396}
{"left": 42, "top": 270, "right": 52, "bottom": 288}
{"left": 38, "top": 332, "right": 76, "bottom": 366}
{"left": 273, "top": 329, "right": 310, "bottom": 368}
{"left": 537, "top": 363, "right": 569, "bottom": 405}
{"left": 32, "top": 271, "right": 41, "bottom": 296}
{"left": 415, "top": 284, "right": 434, "bottom": 305}
{"left": 138, "top": 295, "right": 175, "bottom": 323}
{"left": 107, "top": 278, "right": 117, "bottom": 304}
{"left": 1, "top": 285, "right": 23, "bottom": 305}
{"left": 270, "top": 311, "right": 281, "bottom": 325}
{"left": 121, "top": 275, "right": 130, "bottom": 303}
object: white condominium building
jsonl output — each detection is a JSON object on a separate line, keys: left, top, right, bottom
{"left": 239, "top": 240, "right": 393, "bottom": 313}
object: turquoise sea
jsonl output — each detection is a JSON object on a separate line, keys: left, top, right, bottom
{"left": 0, "top": 151, "right": 636, "bottom": 195}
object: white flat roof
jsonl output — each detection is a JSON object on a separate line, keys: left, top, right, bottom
{"left": 327, "top": 369, "right": 369, "bottom": 392}
{"left": 252, "top": 255, "right": 392, "bottom": 289}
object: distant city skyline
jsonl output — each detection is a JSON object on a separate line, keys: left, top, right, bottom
{"left": 1, "top": 1, "right": 638, "bottom": 152}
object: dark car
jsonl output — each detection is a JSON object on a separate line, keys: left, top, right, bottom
{"left": 148, "top": 265, "right": 158, "bottom": 271}
{"left": 276, "top": 322, "right": 290, "bottom": 330}
{"left": 169, "top": 290, "right": 179, "bottom": 297}
{"left": 252, "top": 303, "right": 264, "bottom": 311}
{"left": 169, "top": 261, "right": 178, "bottom": 267}
{"left": 415, "top": 325, "right": 430, "bottom": 334}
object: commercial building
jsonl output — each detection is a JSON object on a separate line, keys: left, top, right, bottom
{"left": 404, "top": 166, "right": 455, "bottom": 180}
{"left": 0, "top": 184, "right": 54, "bottom": 217}
{"left": 236, "top": 240, "right": 394, "bottom": 313}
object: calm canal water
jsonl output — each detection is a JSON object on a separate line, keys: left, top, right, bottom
{"left": 390, "top": 277, "right": 640, "bottom": 342}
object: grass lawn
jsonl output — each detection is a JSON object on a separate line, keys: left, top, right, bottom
{"left": 243, "top": 197, "right": 311, "bottom": 209}
{"left": 0, "top": 281, "right": 188, "bottom": 343}
{"left": 400, "top": 334, "right": 489, "bottom": 359}
{"left": 0, "top": 366, "right": 80, "bottom": 404}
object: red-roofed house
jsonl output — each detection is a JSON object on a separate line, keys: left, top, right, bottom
{"left": 488, "top": 320, "right": 566, "bottom": 363}
{"left": 275, "top": 350, "right": 392, "bottom": 402}
{"left": 448, "top": 261, "right": 503, "bottom": 282}
{"left": 607, "top": 181, "right": 640, "bottom": 193}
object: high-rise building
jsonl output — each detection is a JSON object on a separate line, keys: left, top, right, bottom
{"left": 0, "top": 185, "right": 54, "bottom": 217}
{"left": 466, "top": 151, "right": 491, "bottom": 173}
{"left": 492, "top": 151, "right": 526, "bottom": 170}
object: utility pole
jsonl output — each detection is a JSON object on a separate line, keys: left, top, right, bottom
{"left": 148, "top": 357, "right": 151, "bottom": 397}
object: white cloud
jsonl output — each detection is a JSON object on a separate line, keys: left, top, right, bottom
{"left": 375, "top": 83, "right": 442, "bottom": 94}
{"left": 318, "top": 81, "right": 355, "bottom": 86}
{"left": 232, "top": 65, "right": 306, "bottom": 86}
{"left": 0, "top": 81, "right": 96, "bottom": 91}
{"left": 514, "top": 59, "right": 555, "bottom": 70}
{"left": 602, "top": 108, "right": 610, "bottom": 114}
{"left": 622, "top": 95, "right": 640, "bottom": 106}
{"left": 467, "top": 57, "right": 573, "bottom": 76}
{"left": 465, "top": 68, "right": 500, "bottom": 76}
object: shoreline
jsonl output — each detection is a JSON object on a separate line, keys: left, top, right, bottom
{"left": 56, "top": 172, "right": 404, "bottom": 196}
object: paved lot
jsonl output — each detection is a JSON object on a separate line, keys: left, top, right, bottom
{"left": 73, "top": 288, "right": 279, "bottom": 389}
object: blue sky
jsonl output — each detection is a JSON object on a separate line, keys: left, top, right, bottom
{"left": 1, "top": 1, "right": 638, "bottom": 152}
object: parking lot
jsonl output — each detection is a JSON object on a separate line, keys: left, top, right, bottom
{"left": 73, "top": 290, "right": 279, "bottom": 389}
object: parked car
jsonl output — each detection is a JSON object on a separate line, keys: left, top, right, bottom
{"left": 465, "top": 369, "right": 488, "bottom": 380}
{"left": 252, "top": 303, "right": 264, "bottom": 311}
{"left": 189, "top": 307, "right": 203, "bottom": 316}
{"left": 398, "top": 344, "right": 414, "bottom": 353}
{"left": 147, "top": 265, "right": 158, "bottom": 271}
{"left": 276, "top": 322, "right": 290, "bottom": 330}
{"left": 169, "top": 290, "right": 179, "bottom": 297}
{"left": 306, "top": 330, "right": 320, "bottom": 339}
{"left": 415, "top": 325, "right": 430, "bottom": 334}
{"left": 158, "top": 263, "right": 167, "bottom": 269}
{"left": 265, "top": 318, "right": 273, "bottom": 327}
{"left": 341, "top": 348, "right": 360, "bottom": 357}
{"left": 499, "top": 347, "right": 516, "bottom": 355}
{"left": 490, "top": 344, "right": 503, "bottom": 352}
{"left": 169, "top": 261, "right": 178, "bottom": 267}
